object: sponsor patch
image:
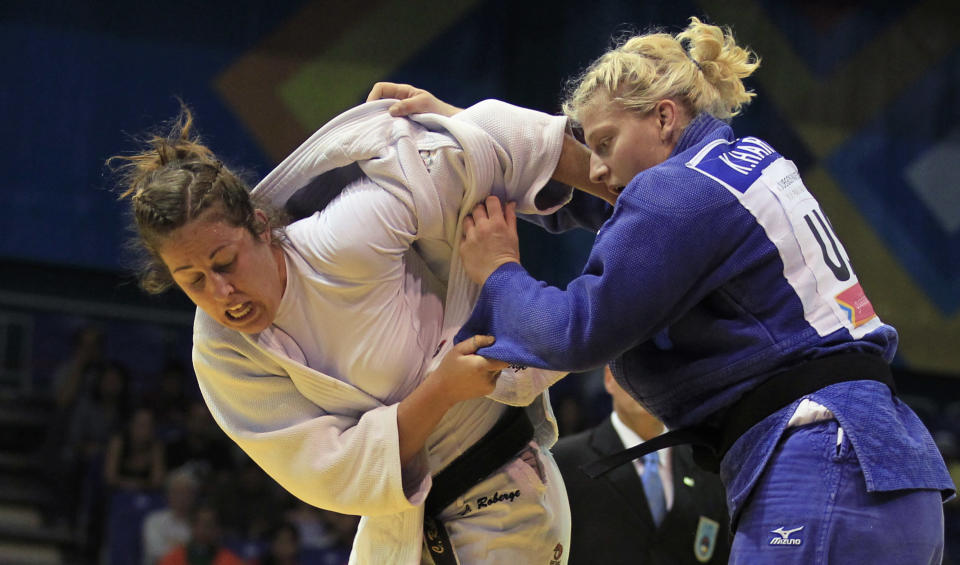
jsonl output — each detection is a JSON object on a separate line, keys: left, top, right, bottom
{"left": 835, "top": 283, "right": 877, "bottom": 327}
{"left": 769, "top": 526, "right": 804, "bottom": 546}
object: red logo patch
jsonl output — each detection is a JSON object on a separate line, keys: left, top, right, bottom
{"left": 835, "top": 283, "right": 876, "bottom": 328}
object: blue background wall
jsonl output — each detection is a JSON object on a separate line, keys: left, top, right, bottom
{"left": 3, "top": 0, "right": 958, "bottom": 375}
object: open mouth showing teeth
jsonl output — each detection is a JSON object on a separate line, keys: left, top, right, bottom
{"left": 226, "top": 302, "right": 253, "bottom": 321}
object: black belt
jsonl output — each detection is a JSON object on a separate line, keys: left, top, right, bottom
{"left": 424, "top": 406, "right": 535, "bottom": 565}
{"left": 582, "top": 352, "right": 896, "bottom": 479}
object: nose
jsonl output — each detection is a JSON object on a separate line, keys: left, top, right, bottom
{"left": 210, "top": 272, "right": 234, "bottom": 301}
{"left": 589, "top": 152, "right": 608, "bottom": 185}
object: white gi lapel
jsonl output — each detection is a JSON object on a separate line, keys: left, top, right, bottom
{"left": 249, "top": 328, "right": 382, "bottom": 416}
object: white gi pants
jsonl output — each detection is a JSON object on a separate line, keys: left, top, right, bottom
{"left": 429, "top": 442, "right": 571, "bottom": 565}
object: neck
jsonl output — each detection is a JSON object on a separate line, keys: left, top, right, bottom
{"left": 273, "top": 244, "right": 287, "bottom": 296}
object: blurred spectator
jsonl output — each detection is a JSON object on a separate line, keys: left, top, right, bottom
{"left": 102, "top": 407, "right": 167, "bottom": 564}
{"left": 211, "top": 455, "right": 286, "bottom": 543}
{"left": 142, "top": 468, "right": 200, "bottom": 565}
{"left": 56, "top": 360, "right": 133, "bottom": 559}
{"left": 51, "top": 325, "right": 106, "bottom": 410}
{"left": 158, "top": 505, "right": 246, "bottom": 565}
{"left": 67, "top": 361, "right": 133, "bottom": 464}
{"left": 104, "top": 406, "right": 166, "bottom": 491}
{"left": 283, "top": 502, "right": 339, "bottom": 552}
{"left": 313, "top": 510, "right": 357, "bottom": 565}
{"left": 165, "top": 400, "right": 236, "bottom": 478}
{"left": 145, "top": 359, "right": 193, "bottom": 440}
{"left": 255, "top": 522, "right": 301, "bottom": 565}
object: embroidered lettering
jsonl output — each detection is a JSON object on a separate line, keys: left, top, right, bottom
{"left": 717, "top": 137, "right": 776, "bottom": 175}
{"left": 476, "top": 489, "right": 521, "bottom": 508}
{"left": 777, "top": 171, "right": 800, "bottom": 190}
{"left": 719, "top": 153, "right": 753, "bottom": 175}
{"left": 729, "top": 150, "right": 762, "bottom": 165}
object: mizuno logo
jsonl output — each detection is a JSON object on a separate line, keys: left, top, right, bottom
{"left": 769, "top": 526, "right": 803, "bottom": 545}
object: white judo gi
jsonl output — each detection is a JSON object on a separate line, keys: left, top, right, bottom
{"left": 192, "top": 99, "right": 573, "bottom": 564}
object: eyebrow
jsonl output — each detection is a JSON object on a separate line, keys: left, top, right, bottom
{"left": 584, "top": 126, "right": 611, "bottom": 148}
{"left": 171, "top": 244, "right": 230, "bottom": 273}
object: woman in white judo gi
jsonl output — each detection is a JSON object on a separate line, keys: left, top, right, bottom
{"left": 111, "top": 94, "right": 596, "bottom": 563}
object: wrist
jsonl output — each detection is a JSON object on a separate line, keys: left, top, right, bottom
{"left": 441, "top": 102, "right": 463, "bottom": 117}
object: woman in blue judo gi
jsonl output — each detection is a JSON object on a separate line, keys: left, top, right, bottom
{"left": 379, "top": 16, "right": 955, "bottom": 564}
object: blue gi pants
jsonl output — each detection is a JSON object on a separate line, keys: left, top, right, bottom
{"left": 731, "top": 419, "right": 944, "bottom": 564}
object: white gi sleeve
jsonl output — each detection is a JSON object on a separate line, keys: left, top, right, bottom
{"left": 192, "top": 323, "right": 430, "bottom": 517}
{"left": 285, "top": 180, "right": 418, "bottom": 284}
{"left": 453, "top": 99, "right": 572, "bottom": 214}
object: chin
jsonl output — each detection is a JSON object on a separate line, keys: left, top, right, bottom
{"left": 234, "top": 318, "right": 272, "bottom": 334}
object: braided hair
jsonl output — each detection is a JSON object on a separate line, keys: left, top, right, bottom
{"left": 110, "top": 104, "right": 285, "bottom": 293}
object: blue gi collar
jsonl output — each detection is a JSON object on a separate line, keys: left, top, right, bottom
{"left": 671, "top": 113, "right": 731, "bottom": 156}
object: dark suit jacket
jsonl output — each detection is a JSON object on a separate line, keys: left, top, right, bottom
{"left": 552, "top": 417, "right": 730, "bottom": 565}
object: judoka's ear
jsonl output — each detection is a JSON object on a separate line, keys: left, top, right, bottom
{"left": 254, "top": 209, "right": 271, "bottom": 243}
{"left": 656, "top": 99, "right": 680, "bottom": 144}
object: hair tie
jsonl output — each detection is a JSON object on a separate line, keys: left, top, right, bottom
{"left": 686, "top": 49, "right": 703, "bottom": 72}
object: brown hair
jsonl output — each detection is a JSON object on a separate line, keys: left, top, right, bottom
{"left": 563, "top": 17, "right": 760, "bottom": 124}
{"left": 110, "top": 104, "right": 286, "bottom": 293}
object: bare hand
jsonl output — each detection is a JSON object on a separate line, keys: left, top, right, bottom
{"left": 366, "top": 82, "right": 462, "bottom": 117}
{"left": 460, "top": 196, "right": 521, "bottom": 284}
{"left": 427, "top": 335, "right": 507, "bottom": 405}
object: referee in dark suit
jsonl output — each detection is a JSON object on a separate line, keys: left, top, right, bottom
{"left": 552, "top": 366, "right": 730, "bottom": 564}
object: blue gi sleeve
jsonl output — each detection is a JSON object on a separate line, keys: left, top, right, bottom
{"left": 455, "top": 173, "right": 754, "bottom": 371}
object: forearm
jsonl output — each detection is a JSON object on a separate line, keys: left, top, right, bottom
{"left": 395, "top": 335, "right": 503, "bottom": 467}
{"left": 396, "top": 376, "right": 455, "bottom": 467}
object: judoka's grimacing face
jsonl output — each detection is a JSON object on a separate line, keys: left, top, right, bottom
{"left": 160, "top": 209, "right": 286, "bottom": 334}
{"left": 580, "top": 94, "right": 684, "bottom": 202}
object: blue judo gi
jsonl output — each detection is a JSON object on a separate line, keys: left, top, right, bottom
{"left": 457, "top": 113, "right": 955, "bottom": 563}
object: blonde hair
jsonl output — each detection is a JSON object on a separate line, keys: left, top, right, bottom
{"left": 109, "top": 104, "right": 285, "bottom": 293}
{"left": 562, "top": 17, "right": 760, "bottom": 123}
